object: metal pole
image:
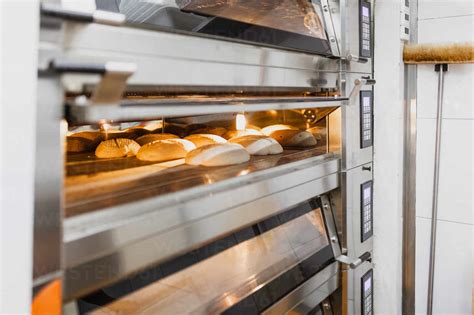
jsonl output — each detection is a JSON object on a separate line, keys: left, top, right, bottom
{"left": 427, "top": 63, "right": 447, "bottom": 315}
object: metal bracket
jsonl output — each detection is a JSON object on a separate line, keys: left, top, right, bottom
{"left": 41, "top": 3, "right": 125, "bottom": 26}
{"left": 320, "top": 0, "right": 341, "bottom": 57}
{"left": 348, "top": 76, "right": 376, "bottom": 101}
{"left": 50, "top": 60, "right": 136, "bottom": 105}
{"left": 336, "top": 251, "right": 371, "bottom": 269}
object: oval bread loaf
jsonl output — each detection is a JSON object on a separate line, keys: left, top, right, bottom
{"left": 184, "top": 134, "right": 227, "bottom": 147}
{"left": 136, "top": 133, "right": 179, "bottom": 146}
{"left": 223, "top": 129, "right": 262, "bottom": 140}
{"left": 190, "top": 127, "right": 227, "bottom": 137}
{"left": 67, "top": 137, "right": 97, "bottom": 153}
{"left": 261, "top": 124, "right": 298, "bottom": 136}
{"left": 67, "top": 131, "right": 103, "bottom": 153}
{"left": 185, "top": 143, "right": 250, "bottom": 166}
{"left": 229, "top": 135, "right": 283, "bottom": 155}
{"left": 267, "top": 129, "right": 317, "bottom": 147}
{"left": 137, "top": 139, "right": 196, "bottom": 162}
{"left": 95, "top": 138, "right": 141, "bottom": 158}
{"left": 307, "top": 126, "right": 326, "bottom": 141}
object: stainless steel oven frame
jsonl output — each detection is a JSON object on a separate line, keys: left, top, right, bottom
{"left": 33, "top": 0, "right": 376, "bottom": 313}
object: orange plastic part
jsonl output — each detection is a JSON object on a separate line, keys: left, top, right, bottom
{"left": 31, "top": 279, "right": 61, "bottom": 315}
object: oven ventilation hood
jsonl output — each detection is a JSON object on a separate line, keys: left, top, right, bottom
{"left": 97, "top": 0, "right": 340, "bottom": 56}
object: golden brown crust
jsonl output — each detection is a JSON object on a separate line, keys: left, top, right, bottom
{"left": 190, "top": 127, "right": 228, "bottom": 137}
{"left": 135, "top": 133, "right": 179, "bottom": 146}
{"left": 223, "top": 129, "right": 263, "bottom": 140}
{"left": 267, "top": 129, "right": 317, "bottom": 147}
{"left": 184, "top": 134, "right": 227, "bottom": 147}
{"left": 261, "top": 124, "right": 298, "bottom": 136}
{"left": 136, "top": 139, "right": 196, "bottom": 162}
{"left": 95, "top": 138, "right": 141, "bottom": 158}
{"left": 229, "top": 135, "right": 283, "bottom": 155}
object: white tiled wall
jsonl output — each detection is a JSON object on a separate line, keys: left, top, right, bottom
{"left": 415, "top": 3, "right": 473, "bottom": 314}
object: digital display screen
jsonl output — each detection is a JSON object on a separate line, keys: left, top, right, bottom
{"left": 364, "top": 186, "right": 371, "bottom": 199}
{"left": 362, "top": 6, "right": 369, "bottom": 16}
{"left": 364, "top": 278, "right": 371, "bottom": 291}
{"left": 363, "top": 97, "right": 371, "bottom": 108}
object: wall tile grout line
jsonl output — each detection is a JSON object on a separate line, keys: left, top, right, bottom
{"left": 417, "top": 117, "right": 474, "bottom": 121}
{"left": 415, "top": 215, "right": 473, "bottom": 226}
{"left": 419, "top": 14, "right": 474, "bottom": 21}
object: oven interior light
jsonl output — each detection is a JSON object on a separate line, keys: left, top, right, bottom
{"left": 236, "top": 113, "right": 247, "bottom": 131}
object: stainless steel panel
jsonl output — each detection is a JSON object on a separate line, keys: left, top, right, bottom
{"left": 38, "top": 22, "right": 342, "bottom": 91}
{"left": 346, "top": 261, "right": 373, "bottom": 315}
{"left": 63, "top": 157, "right": 340, "bottom": 300}
{"left": 263, "top": 262, "right": 339, "bottom": 315}
{"left": 402, "top": 2, "right": 418, "bottom": 314}
{"left": 33, "top": 76, "right": 64, "bottom": 282}
{"left": 343, "top": 163, "right": 373, "bottom": 258}
{"left": 341, "top": 72, "right": 373, "bottom": 170}
{"left": 67, "top": 96, "right": 347, "bottom": 124}
{"left": 340, "top": 0, "right": 373, "bottom": 74}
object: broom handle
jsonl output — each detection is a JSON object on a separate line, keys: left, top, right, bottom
{"left": 427, "top": 64, "right": 447, "bottom": 315}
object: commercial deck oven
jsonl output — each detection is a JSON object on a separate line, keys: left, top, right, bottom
{"left": 34, "top": 0, "right": 375, "bottom": 314}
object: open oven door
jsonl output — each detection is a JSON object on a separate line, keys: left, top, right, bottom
{"left": 69, "top": 195, "right": 341, "bottom": 314}
{"left": 92, "top": 0, "right": 341, "bottom": 57}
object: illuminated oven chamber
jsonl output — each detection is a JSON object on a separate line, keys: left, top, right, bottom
{"left": 63, "top": 106, "right": 344, "bottom": 314}
{"left": 65, "top": 108, "right": 336, "bottom": 217}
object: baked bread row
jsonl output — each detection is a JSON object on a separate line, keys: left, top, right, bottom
{"left": 86, "top": 124, "right": 318, "bottom": 167}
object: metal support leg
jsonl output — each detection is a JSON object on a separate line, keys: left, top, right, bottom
{"left": 427, "top": 63, "right": 448, "bottom": 315}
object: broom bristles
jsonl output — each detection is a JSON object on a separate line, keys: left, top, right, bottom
{"left": 403, "top": 43, "right": 474, "bottom": 64}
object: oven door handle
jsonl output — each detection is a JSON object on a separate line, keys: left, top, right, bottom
{"left": 346, "top": 54, "right": 369, "bottom": 64}
{"left": 336, "top": 251, "right": 371, "bottom": 269}
{"left": 41, "top": 3, "right": 125, "bottom": 26}
{"left": 348, "top": 76, "right": 376, "bottom": 101}
{"left": 49, "top": 60, "right": 136, "bottom": 105}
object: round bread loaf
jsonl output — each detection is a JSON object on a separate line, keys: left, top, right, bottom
{"left": 307, "top": 126, "right": 326, "bottom": 141}
{"left": 267, "top": 129, "right": 317, "bottom": 147}
{"left": 223, "top": 129, "right": 262, "bottom": 140}
{"left": 190, "top": 127, "right": 227, "bottom": 137}
{"left": 136, "top": 133, "right": 179, "bottom": 146}
{"left": 95, "top": 138, "right": 141, "bottom": 158}
{"left": 185, "top": 143, "right": 250, "bottom": 166}
{"left": 229, "top": 135, "right": 283, "bottom": 155}
{"left": 261, "top": 124, "right": 298, "bottom": 136}
{"left": 137, "top": 139, "right": 196, "bottom": 162}
{"left": 66, "top": 131, "right": 102, "bottom": 153}
{"left": 184, "top": 134, "right": 227, "bottom": 147}
{"left": 125, "top": 126, "right": 152, "bottom": 138}
{"left": 67, "top": 137, "right": 96, "bottom": 153}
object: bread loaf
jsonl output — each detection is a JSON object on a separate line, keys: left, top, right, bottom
{"left": 184, "top": 134, "right": 227, "bottom": 147}
{"left": 267, "top": 129, "right": 317, "bottom": 147}
{"left": 136, "top": 133, "right": 179, "bottom": 146}
{"left": 190, "top": 127, "right": 227, "bottom": 137}
{"left": 66, "top": 131, "right": 102, "bottom": 153}
{"left": 223, "top": 129, "right": 262, "bottom": 140}
{"left": 125, "top": 126, "right": 152, "bottom": 138}
{"left": 261, "top": 124, "right": 298, "bottom": 136}
{"left": 185, "top": 143, "right": 250, "bottom": 166}
{"left": 95, "top": 138, "right": 141, "bottom": 158}
{"left": 307, "top": 126, "right": 326, "bottom": 141}
{"left": 137, "top": 139, "right": 196, "bottom": 162}
{"left": 229, "top": 135, "right": 283, "bottom": 155}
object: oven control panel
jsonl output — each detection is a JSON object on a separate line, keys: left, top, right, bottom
{"left": 361, "top": 269, "right": 374, "bottom": 315}
{"left": 360, "top": 90, "right": 373, "bottom": 148}
{"left": 361, "top": 180, "right": 373, "bottom": 242}
{"left": 359, "top": 0, "right": 372, "bottom": 58}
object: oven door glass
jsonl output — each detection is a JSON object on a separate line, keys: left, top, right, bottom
{"left": 97, "top": 0, "right": 332, "bottom": 55}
